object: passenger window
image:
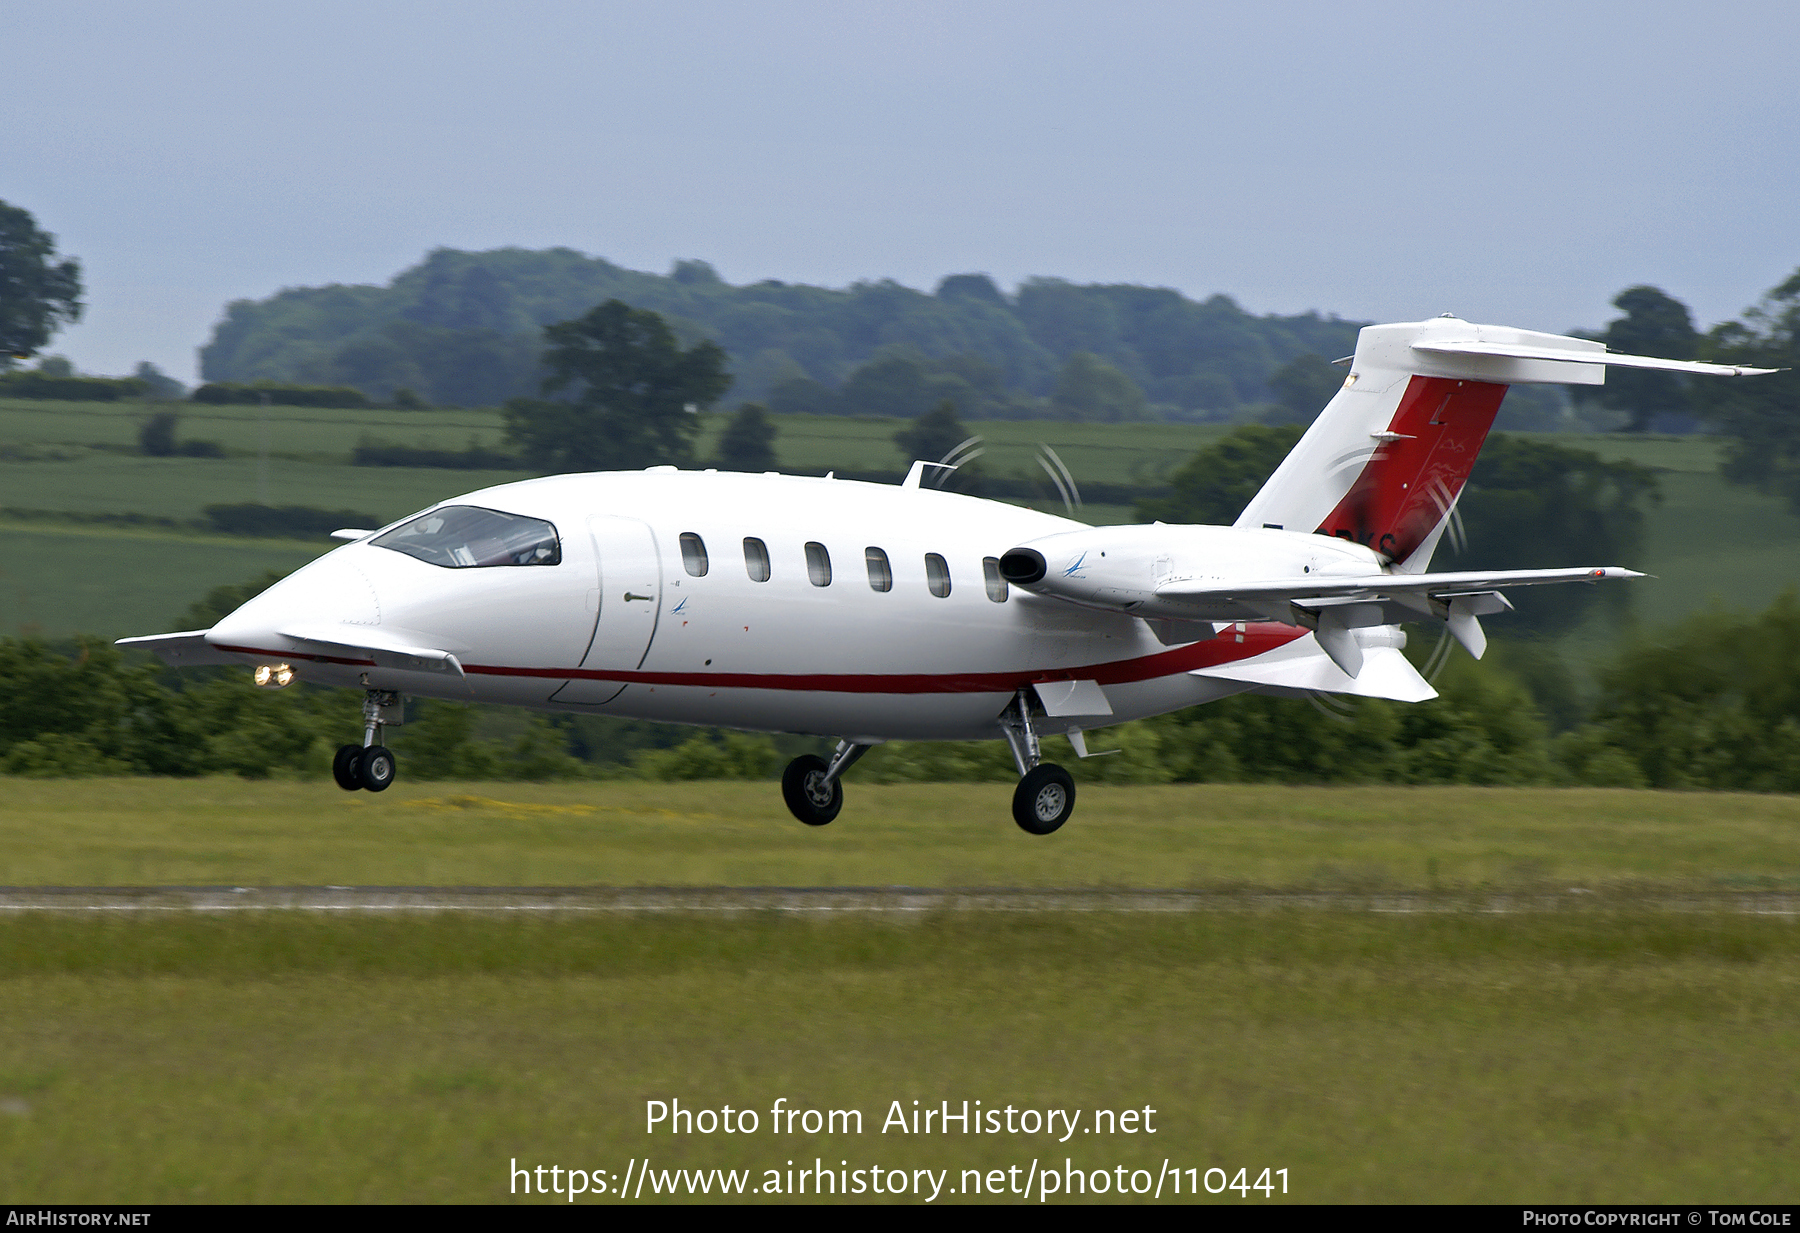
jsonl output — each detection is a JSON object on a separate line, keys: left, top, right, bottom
{"left": 372, "top": 505, "right": 560, "bottom": 569}
{"left": 805, "top": 542, "right": 832, "bottom": 587}
{"left": 865, "top": 547, "right": 892, "bottom": 592}
{"left": 680, "top": 532, "right": 709, "bottom": 577}
{"left": 983, "top": 557, "right": 1009, "bottom": 603}
{"left": 743, "top": 537, "right": 771, "bottom": 582}
{"left": 925, "top": 553, "right": 951, "bottom": 598}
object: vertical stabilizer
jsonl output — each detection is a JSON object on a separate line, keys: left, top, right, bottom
{"left": 1233, "top": 315, "right": 1740, "bottom": 572}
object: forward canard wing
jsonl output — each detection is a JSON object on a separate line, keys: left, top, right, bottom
{"left": 114, "top": 630, "right": 237, "bottom": 666}
{"left": 121, "top": 625, "right": 466, "bottom": 679}
{"left": 271, "top": 624, "right": 466, "bottom": 677}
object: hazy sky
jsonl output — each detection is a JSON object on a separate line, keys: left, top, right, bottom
{"left": 7, "top": 0, "right": 1797, "bottom": 381}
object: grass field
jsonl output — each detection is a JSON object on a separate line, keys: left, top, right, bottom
{"left": 4, "top": 779, "right": 1800, "bottom": 888}
{"left": 6, "top": 395, "right": 1800, "bottom": 708}
{"left": 0, "top": 779, "right": 1797, "bottom": 1203}
{"left": 0, "top": 397, "right": 1221, "bottom": 486}
{"left": 0, "top": 522, "right": 331, "bottom": 640}
{"left": 3, "top": 911, "right": 1797, "bottom": 1203}
{"left": 1553, "top": 433, "right": 1800, "bottom": 630}
{"left": 7, "top": 398, "right": 1800, "bottom": 643}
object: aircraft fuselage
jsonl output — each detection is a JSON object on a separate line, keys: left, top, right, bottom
{"left": 206, "top": 468, "right": 1335, "bottom": 742}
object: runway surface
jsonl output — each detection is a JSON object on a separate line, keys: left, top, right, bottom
{"left": 1, "top": 886, "right": 1796, "bottom": 913}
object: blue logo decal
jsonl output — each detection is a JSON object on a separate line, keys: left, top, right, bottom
{"left": 671, "top": 597, "right": 688, "bottom": 615}
{"left": 1063, "top": 551, "right": 1088, "bottom": 579}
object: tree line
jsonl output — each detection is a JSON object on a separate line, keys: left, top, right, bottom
{"left": 6, "top": 590, "right": 1798, "bottom": 790}
{"left": 198, "top": 245, "right": 1364, "bottom": 417}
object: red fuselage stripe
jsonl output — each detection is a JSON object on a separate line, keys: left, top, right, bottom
{"left": 211, "top": 625, "right": 1305, "bottom": 694}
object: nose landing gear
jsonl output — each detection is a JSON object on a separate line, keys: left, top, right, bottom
{"left": 781, "top": 740, "right": 871, "bottom": 826}
{"left": 334, "top": 689, "right": 401, "bottom": 792}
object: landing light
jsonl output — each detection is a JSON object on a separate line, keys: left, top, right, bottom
{"left": 254, "top": 663, "right": 295, "bottom": 689}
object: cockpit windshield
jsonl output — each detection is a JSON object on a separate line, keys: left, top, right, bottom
{"left": 372, "top": 505, "right": 561, "bottom": 568}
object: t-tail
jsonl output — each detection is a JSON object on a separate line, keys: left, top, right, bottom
{"left": 1000, "top": 314, "right": 1772, "bottom": 699}
{"left": 1235, "top": 314, "right": 1778, "bottom": 573}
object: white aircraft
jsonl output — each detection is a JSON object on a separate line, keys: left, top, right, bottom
{"left": 121, "top": 315, "right": 1775, "bottom": 833}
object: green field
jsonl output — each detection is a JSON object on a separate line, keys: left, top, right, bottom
{"left": 0, "top": 396, "right": 1221, "bottom": 486}
{"left": 4, "top": 910, "right": 1796, "bottom": 1203}
{"left": 0, "top": 522, "right": 330, "bottom": 640}
{"left": 4, "top": 779, "right": 1799, "bottom": 889}
{"left": 1553, "top": 433, "right": 1800, "bottom": 630}
{"left": 5, "top": 399, "right": 1800, "bottom": 645}
{"left": 1, "top": 780, "right": 1797, "bottom": 1203}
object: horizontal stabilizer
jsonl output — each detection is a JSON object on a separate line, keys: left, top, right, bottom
{"left": 1191, "top": 640, "right": 1437, "bottom": 703}
{"left": 1414, "top": 339, "right": 1780, "bottom": 379}
{"left": 114, "top": 630, "right": 236, "bottom": 667}
{"left": 276, "top": 624, "right": 465, "bottom": 677}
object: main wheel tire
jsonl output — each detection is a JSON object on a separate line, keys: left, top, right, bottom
{"left": 1012, "top": 763, "right": 1076, "bottom": 835}
{"left": 358, "top": 744, "right": 397, "bottom": 793}
{"left": 333, "top": 743, "right": 365, "bottom": 791}
{"left": 782, "top": 754, "right": 843, "bottom": 826}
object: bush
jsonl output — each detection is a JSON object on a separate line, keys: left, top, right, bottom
{"left": 0, "top": 372, "right": 148, "bottom": 401}
{"left": 204, "top": 503, "right": 380, "bottom": 538}
{"left": 191, "top": 382, "right": 370, "bottom": 408}
{"left": 138, "top": 410, "right": 178, "bottom": 457}
{"left": 352, "top": 437, "right": 519, "bottom": 469}
{"left": 0, "top": 637, "right": 353, "bottom": 779}
{"left": 140, "top": 410, "right": 224, "bottom": 459}
{"left": 632, "top": 732, "right": 780, "bottom": 781}
{"left": 1554, "top": 594, "right": 1800, "bottom": 791}
{"left": 1, "top": 733, "right": 129, "bottom": 778}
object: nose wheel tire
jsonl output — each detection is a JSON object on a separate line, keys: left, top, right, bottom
{"left": 358, "top": 745, "right": 397, "bottom": 793}
{"left": 782, "top": 754, "right": 843, "bottom": 826}
{"left": 1013, "top": 763, "right": 1075, "bottom": 835}
{"left": 333, "top": 744, "right": 365, "bottom": 791}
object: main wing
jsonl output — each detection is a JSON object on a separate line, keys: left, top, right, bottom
{"left": 1155, "top": 565, "right": 1641, "bottom": 605}
{"left": 1158, "top": 565, "right": 1641, "bottom": 673}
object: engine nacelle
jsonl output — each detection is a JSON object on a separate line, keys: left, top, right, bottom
{"left": 999, "top": 523, "right": 1384, "bottom": 622}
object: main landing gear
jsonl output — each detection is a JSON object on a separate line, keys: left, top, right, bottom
{"left": 334, "top": 689, "right": 400, "bottom": 793}
{"left": 778, "top": 691, "right": 1076, "bottom": 836}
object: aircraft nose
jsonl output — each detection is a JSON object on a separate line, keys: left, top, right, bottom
{"left": 207, "top": 549, "right": 383, "bottom": 647}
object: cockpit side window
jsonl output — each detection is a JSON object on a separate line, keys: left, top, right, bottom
{"left": 372, "top": 505, "right": 561, "bottom": 568}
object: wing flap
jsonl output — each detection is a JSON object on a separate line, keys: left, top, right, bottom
{"left": 1156, "top": 566, "right": 1640, "bottom": 606}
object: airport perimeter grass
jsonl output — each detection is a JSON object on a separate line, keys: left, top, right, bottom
{"left": 4, "top": 778, "right": 1800, "bottom": 888}
{"left": 1, "top": 911, "right": 1796, "bottom": 1203}
{"left": 2, "top": 780, "right": 1798, "bottom": 1203}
